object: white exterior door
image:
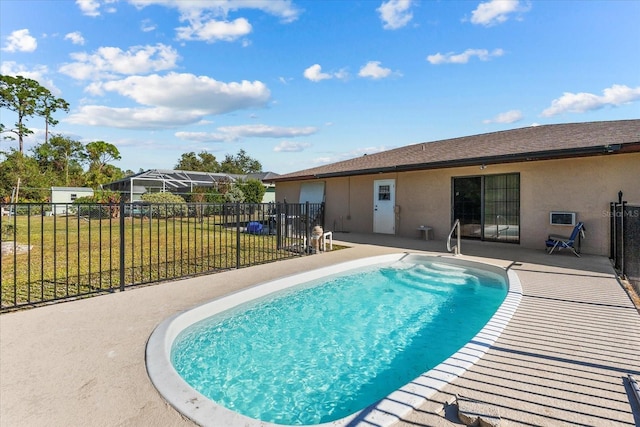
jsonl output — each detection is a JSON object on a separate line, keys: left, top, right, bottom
{"left": 373, "top": 179, "right": 395, "bottom": 234}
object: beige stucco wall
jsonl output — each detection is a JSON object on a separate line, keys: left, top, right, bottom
{"left": 276, "top": 152, "right": 640, "bottom": 255}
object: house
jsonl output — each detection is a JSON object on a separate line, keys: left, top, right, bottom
{"left": 50, "top": 187, "right": 94, "bottom": 215}
{"left": 273, "top": 119, "right": 640, "bottom": 256}
{"left": 104, "top": 169, "right": 280, "bottom": 203}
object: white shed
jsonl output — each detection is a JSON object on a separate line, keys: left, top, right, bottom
{"left": 50, "top": 187, "right": 94, "bottom": 215}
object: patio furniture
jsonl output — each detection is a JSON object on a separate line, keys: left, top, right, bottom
{"left": 417, "top": 225, "right": 433, "bottom": 240}
{"left": 545, "top": 222, "right": 585, "bottom": 257}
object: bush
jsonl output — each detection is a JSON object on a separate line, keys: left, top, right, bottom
{"left": 224, "top": 186, "right": 245, "bottom": 203}
{"left": 73, "top": 194, "right": 117, "bottom": 218}
{"left": 1, "top": 223, "right": 15, "bottom": 240}
{"left": 237, "top": 179, "right": 265, "bottom": 204}
{"left": 141, "top": 192, "right": 187, "bottom": 218}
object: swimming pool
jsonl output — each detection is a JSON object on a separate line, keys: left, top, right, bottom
{"left": 146, "top": 253, "right": 522, "bottom": 427}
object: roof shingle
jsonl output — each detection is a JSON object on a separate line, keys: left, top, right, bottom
{"left": 274, "top": 120, "right": 640, "bottom": 181}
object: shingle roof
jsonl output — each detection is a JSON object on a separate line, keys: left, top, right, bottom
{"left": 274, "top": 120, "right": 640, "bottom": 181}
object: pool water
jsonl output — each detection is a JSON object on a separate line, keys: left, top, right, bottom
{"left": 170, "top": 258, "right": 507, "bottom": 425}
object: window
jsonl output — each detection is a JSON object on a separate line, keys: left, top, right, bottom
{"left": 378, "top": 185, "right": 391, "bottom": 201}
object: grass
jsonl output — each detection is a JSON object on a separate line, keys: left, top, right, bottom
{"left": 1, "top": 214, "right": 310, "bottom": 310}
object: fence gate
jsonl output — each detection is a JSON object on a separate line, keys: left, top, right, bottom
{"left": 610, "top": 196, "right": 640, "bottom": 289}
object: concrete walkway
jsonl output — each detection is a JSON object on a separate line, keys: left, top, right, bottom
{"left": 1, "top": 233, "right": 639, "bottom": 427}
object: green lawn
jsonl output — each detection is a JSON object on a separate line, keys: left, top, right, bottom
{"left": 1, "top": 214, "right": 307, "bottom": 309}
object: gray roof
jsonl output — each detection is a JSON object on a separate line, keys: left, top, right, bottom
{"left": 274, "top": 119, "right": 640, "bottom": 181}
{"left": 247, "top": 172, "right": 280, "bottom": 182}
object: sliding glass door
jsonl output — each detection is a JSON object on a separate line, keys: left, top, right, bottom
{"left": 453, "top": 177, "right": 482, "bottom": 239}
{"left": 452, "top": 174, "right": 520, "bottom": 243}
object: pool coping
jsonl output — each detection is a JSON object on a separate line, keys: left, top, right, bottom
{"left": 145, "top": 253, "right": 522, "bottom": 427}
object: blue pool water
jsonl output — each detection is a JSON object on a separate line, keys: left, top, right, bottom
{"left": 171, "top": 257, "right": 507, "bottom": 425}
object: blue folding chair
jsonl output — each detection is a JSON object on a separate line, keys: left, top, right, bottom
{"left": 545, "top": 222, "right": 585, "bottom": 257}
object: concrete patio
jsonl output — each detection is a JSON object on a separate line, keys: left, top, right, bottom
{"left": 1, "top": 233, "right": 639, "bottom": 427}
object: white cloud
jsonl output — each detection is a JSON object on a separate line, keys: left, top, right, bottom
{"left": 0, "top": 61, "right": 60, "bottom": 95}
{"left": 216, "top": 124, "right": 318, "bottom": 138}
{"left": 274, "top": 141, "right": 312, "bottom": 152}
{"left": 101, "top": 73, "right": 269, "bottom": 112}
{"left": 303, "top": 64, "right": 349, "bottom": 82}
{"left": 175, "top": 126, "right": 317, "bottom": 145}
{"left": 129, "top": 0, "right": 301, "bottom": 23}
{"left": 2, "top": 29, "right": 37, "bottom": 52}
{"left": 59, "top": 43, "right": 180, "bottom": 80}
{"left": 541, "top": 84, "right": 640, "bottom": 117}
{"left": 470, "top": 0, "right": 529, "bottom": 27}
{"left": 483, "top": 110, "right": 523, "bottom": 124}
{"left": 377, "top": 0, "right": 414, "bottom": 30}
{"left": 174, "top": 131, "right": 232, "bottom": 143}
{"left": 66, "top": 73, "right": 271, "bottom": 129}
{"left": 129, "top": 0, "right": 300, "bottom": 43}
{"left": 64, "top": 31, "right": 85, "bottom": 45}
{"left": 303, "top": 64, "right": 332, "bottom": 82}
{"left": 358, "top": 61, "right": 395, "bottom": 79}
{"left": 66, "top": 105, "right": 204, "bottom": 129}
{"left": 141, "top": 19, "right": 157, "bottom": 32}
{"left": 427, "top": 48, "right": 504, "bottom": 64}
{"left": 176, "top": 17, "right": 252, "bottom": 43}
{"left": 76, "top": 0, "right": 117, "bottom": 16}
{"left": 76, "top": 0, "right": 101, "bottom": 16}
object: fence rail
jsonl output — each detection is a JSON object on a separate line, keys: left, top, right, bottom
{"left": 610, "top": 199, "right": 640, "bottom": 289}
{"left": 0, "top": 201, "right": 325, "bottom": 311}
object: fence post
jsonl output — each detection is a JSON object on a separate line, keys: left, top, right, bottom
{"left": 621, "top": 200, "right": 626, "bottom": 277}
{"left": 610, "top": 202, "right": 615, "bottom": 261}
{"left": 236, "top": 201, "right": 241, "bottom": 269}
{"left": 119, "top": 198, "right": 125, "bottom": 291}
{"left": 305, "top": 201, "right": 310, "bottom": 253}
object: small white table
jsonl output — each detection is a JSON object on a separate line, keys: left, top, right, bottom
{"left": 417, "top": 226, "right": 433, "bottom": 240}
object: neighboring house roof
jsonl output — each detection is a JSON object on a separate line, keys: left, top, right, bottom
{"left": 273, "top": 120, "right": 640, "bottom": 181}
{"left": 247, "top": 172, "right": 281, "bottom": 182}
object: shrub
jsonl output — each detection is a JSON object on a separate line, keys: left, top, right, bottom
{"left": 141, "top": 192, "right": 187, "bottom": 218}
{"left": 237, "top": 179, "right": 265, "bottom": 204}
{"left": 1, "top": 223, "right": 15, "bottom": 240}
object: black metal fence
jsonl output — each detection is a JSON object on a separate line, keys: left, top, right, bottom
{"left": 0, "top": 201, "right": 325, "bottom": 311}
{"left": 610, "top": 198, "right": 640, "bottom": 289}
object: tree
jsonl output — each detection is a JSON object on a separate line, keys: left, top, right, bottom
{"left": 220, "top": 149, "right": 262, "bottom": 174}
{"left": 36, "top": 91, "right": 69, "bottom": 144}
{"left": 32, "top": 134, "right": 86, "bottom": 186}
{"left": 0, "top": 149, "right": 53, "bottom": 201}
{"left": 85, "top": 140, "right": 121, "bottom": 173}
{"left": 174, "top": 151, "right": 219, "bottom": 172}
{"left": 0, "top": 75, "right": 68, "bottom": 153}
{"left": 238, "top": 178, "right": 266, "bottom": 204}
{"left": 84, "top": 164, "right": 124, "bottom": 188}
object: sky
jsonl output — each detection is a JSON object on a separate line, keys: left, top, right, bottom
{"left": 1, "top": 0, "right": 639, "bottom": 175}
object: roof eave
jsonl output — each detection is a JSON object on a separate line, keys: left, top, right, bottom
{"left": 274, "top": 142, "right": 639, "bottom": 182}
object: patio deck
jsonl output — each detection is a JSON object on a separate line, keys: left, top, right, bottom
{"left": 1, "top": 233, "right": 639, "bottom": 427}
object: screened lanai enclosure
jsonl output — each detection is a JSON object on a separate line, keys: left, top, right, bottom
{"left": 104, "top": 169, "right": 242, "bottom": 201}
